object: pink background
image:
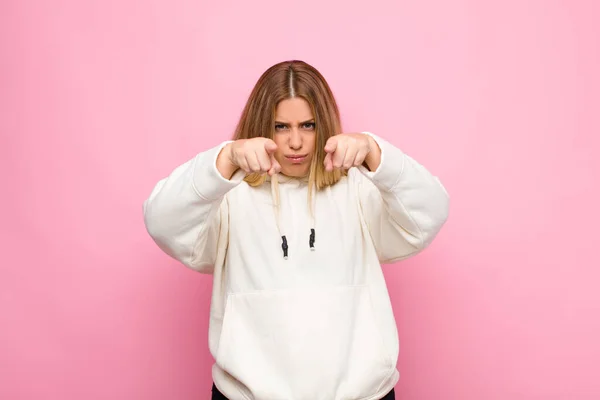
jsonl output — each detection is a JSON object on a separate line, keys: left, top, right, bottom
{"left": 1, "top": 0, "right": 599, "bottom": 399}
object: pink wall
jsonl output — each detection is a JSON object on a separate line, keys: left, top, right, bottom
{"left": 1, "top": 0, "right": 599, "bottom": 398}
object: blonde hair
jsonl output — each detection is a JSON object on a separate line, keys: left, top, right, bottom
{"left": 233, "top": 60, "right": 344, "bottom": 194}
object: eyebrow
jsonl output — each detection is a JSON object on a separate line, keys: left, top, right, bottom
{"left": 274, "top": 119, "right": 315, "bottom": 125}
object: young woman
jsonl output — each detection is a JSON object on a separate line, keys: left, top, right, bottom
{"left": 143, "top": 60, "right": 449, "bottom": 400}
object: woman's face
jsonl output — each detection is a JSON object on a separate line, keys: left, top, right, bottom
{"left": 272, "top": 97, "right": 317, "bottom": 178}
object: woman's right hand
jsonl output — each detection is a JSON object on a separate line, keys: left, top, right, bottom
{"left": 217, "top": 138, "right": 281, "bottom": 179}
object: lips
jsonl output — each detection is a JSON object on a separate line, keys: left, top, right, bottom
{"left": 285, "top": 154, "right": 307, "bottom": 164}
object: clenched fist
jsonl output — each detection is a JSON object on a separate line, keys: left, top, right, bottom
{"left": 324, "top": 133, "right": 379, "bottom": 171}
{"left": 218, "top": 137, "right": 282, "bottom": 179}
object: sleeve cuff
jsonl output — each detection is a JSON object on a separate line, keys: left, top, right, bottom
{"left": 358, "top": 132, "right": 406, "bottom": 191}
{"left": 191, "top": 141, "right": 244, "bottom": 201}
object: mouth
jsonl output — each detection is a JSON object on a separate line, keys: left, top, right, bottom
{"left": 285, "top": 154, "right": 308, "bottom": 164}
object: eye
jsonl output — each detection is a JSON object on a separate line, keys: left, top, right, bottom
{"left": 274, "top": 124, "right": 288, "bottom": 131}
{"left": 302, "top": 122, "right": 316, "bottom": 130}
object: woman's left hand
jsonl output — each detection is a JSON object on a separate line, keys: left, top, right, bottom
{"left": 324, "top": 133, "right": 380, "bottom": 171}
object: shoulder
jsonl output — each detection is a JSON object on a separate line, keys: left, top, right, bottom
{"left": 225, "top": 179, "right": 275, "bottom": 208}
{"left": 325, "top": 168, "right": 378, "bottom": 199}
{"left": 346, "top": 167, "right": 378, "bottom": 191}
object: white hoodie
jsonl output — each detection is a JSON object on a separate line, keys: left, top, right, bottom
{"left": 143, "top": 132, "right": 449, "bottom": 400}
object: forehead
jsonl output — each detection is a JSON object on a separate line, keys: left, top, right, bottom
{"left": 275, "top": 97, "right": 314, "bottom": 121}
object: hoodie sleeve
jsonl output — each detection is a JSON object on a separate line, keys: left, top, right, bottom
{"left": 143, "top": 142, "right": 244, "bottom": 273}
{"left": 355, "top": 132, "right": 450, "bottom": 264}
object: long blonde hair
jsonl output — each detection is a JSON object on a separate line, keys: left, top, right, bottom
{"left": 233, "top": 60, "right": 344, "bottom": 194}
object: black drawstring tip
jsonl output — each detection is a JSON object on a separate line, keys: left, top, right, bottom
{"left": 309, "top": 229, "right": 315, "bottom": 251}
{"left": 281, "top": 235, "right": 288, "bottom": 259}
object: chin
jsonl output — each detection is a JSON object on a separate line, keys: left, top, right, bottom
{"left": 281, "top": 166, "right": 310, "bottom": 178}
{"left": 282, "top": 172, "right": 307, "bottom": 178}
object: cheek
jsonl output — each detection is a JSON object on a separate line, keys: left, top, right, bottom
{"left": 273, "top": 134, "right": 285, "bottom": 148}
{"left": 273, "top": 136, "right": 285, "bottom": 160}
{"left": 306, "top": 135, "right": 317, "bottom": 155}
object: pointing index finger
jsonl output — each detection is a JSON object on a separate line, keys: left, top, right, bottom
{"left": 264, "top": 140, "right": 278, "bottom": 153}
{"left": 324, "top": 137, "right": 338, "bottom": 153}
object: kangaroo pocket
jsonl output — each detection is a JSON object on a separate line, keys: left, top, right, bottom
{"left": 215, "top": 285, "right": 395, "bottom": 400}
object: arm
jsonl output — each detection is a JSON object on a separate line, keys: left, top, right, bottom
{"left": 143, "top": 142, "right": 243, "bottom": 273}
{"left": 355, "top": 132, "right": 450, "bottom": 263}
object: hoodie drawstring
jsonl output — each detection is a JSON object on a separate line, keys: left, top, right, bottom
{"left": 271, "top": 174, "right": 316, "bottom": 259}
{"left": 308, "top": 186, "right": 316, "bottom": 251}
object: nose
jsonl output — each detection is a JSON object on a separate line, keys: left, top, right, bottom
{"left": 289, "top": 127, "right": 302, "bottom": 150}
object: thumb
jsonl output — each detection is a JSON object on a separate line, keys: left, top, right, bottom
{"left": 324, "top": 137, "right": 337, "bottom": 153}
{"left": 264, "top": 139, "right": 278, "bottom": 154}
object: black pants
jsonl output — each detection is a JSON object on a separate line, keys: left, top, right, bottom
{"left": 211, "top": 383, "right": 395, "bottom": 399}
